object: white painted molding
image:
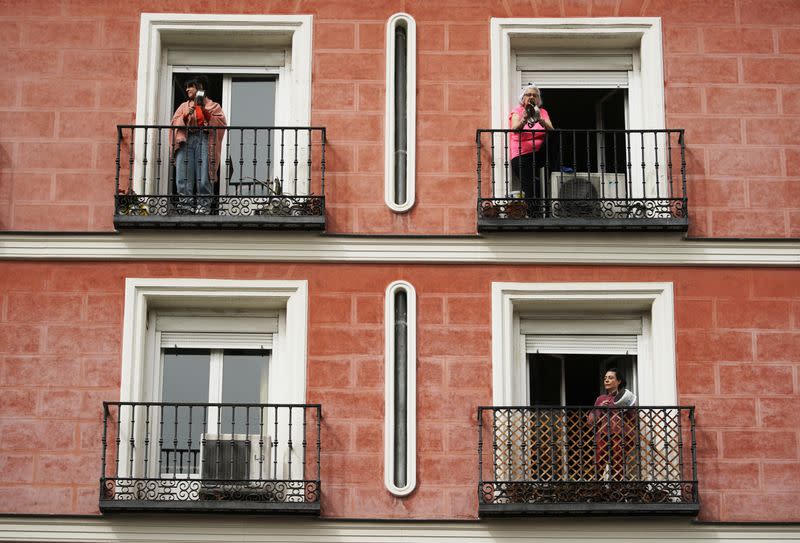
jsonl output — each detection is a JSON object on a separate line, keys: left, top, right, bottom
{"left": 134, "top": 13, "right": 312, "bottom": 193}
{"left": 120, "top": 279, "right": 308, "bottom": 406}
{"left": 490, "top": 17, "right": 665, "bottom": 132}
{"left": 137, "top": 13, "right": 312, "bottom": 128}
{"left": 384, "top": 13, "right": 417, "bottom": 213}
{"left": 1, "top": 516, "right": 799, "bottom": 542}
{"left": 491, "top": 282, "right": 677, "bottom": 406}
{"left": 384, "top": 280, "right": 417, "bottom": 496}
{"left": 0, "top": 233, "right": 798, "bottom": 266}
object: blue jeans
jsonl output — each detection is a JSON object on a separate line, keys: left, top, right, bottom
{"left": 175, "top": 131, "right": 211, "bottom": 211}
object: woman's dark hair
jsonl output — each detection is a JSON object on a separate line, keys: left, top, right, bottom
{"left": 183, "top": 75, "right": 208, "bottom": 91}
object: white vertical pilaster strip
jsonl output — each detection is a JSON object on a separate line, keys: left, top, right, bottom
{"left": 384, "top": 280, "right": 417, "bottom": 496}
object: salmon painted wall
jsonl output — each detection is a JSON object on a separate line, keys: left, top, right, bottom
{"left": 0, "top": 261, "right": 798, "bottom": 521}
{"left": 0, "top": 0, "right": 799, "bottom": 236}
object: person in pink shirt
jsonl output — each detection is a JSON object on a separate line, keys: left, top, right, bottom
{"left": 508, "top": 84, "right": 554, "bottom": 205}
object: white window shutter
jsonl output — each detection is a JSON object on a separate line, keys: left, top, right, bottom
{"left": 160, "top": 331, "right": 273, "bottom": 350}
{"left": 518, "top": 51, "right": 633, "bottom": 89}
{"left": 157, "top": 314, "right": 277, "bottom": 350}
{"left": 521, "top": 316, "right": 641, "bottom": 354}
{"left": 517, "top": 53, "right": 634, "bottom": 71}
{"left": 525, "top": 334, "right": 637, "bottom": 355}
{"left": 167, "top": 49, "right": 286, "bottom": 67}
{"left": 522, "top": 70, "right": 628, "bottom": 88}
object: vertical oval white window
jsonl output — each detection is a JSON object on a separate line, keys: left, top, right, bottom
{"left": 384, "top": 280, "right": 416, "bottom": 495}
{"left": 385, "top": 13, "right": 416, "bottom": 212}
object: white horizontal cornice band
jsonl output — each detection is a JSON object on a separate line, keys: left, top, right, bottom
{"left": 0, "top": 516, "right": 799, "bottom": 542}
{"left": 0, "top": 233, "right": 798, "bottom": 266}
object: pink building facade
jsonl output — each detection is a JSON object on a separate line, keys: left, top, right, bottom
{"left": 0, "top": 0, "right": 799, "bottom": 541}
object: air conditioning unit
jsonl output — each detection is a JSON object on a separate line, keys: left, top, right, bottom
{"left": 200, "top": 433, "right": 272, "bottom": 482}
{"left": 549, "top": 172, "right": 629, "bottom": 218}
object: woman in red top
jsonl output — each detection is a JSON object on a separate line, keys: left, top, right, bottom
{"left": 170, "top": 76, "right": 227, "bottom": 214}
{"left": 587, "top": 368, "right": 637, "bottom": 481}
{"left": 508, "top": 84, "right": 554, "bottom": 204}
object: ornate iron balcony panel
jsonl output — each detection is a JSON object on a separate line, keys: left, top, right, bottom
{"left": 477, "top": 406, "right": 698, "bottom": 516}
{"left": 113, "top": 125, "right": 326, "bottom": 230}
{"left": 100, "top": 402, "right": 322, "bottom": 514}
{"left": 476, "top": 129, "right": 689, "bottom": 232}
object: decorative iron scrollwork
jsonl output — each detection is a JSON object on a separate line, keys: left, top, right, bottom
{"left": 481, "top": 481, "right": 694, "bottom": 505}
{"left": 479, "top": 198, "right": 686, "bottom": 220}
{"left": 102, "top": 477, "right": 319, "bottom": 504}
{"left": 477, "top": 406, "right": 698, "bottom": 510}
{"left": 115, "top": 195, "right": 324, "bottom": 218}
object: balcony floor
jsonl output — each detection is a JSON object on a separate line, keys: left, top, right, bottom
{"left": 478, "top": 216, "right": 689, "bottom": 232}
{"left": 114, "top": 213, "right": 325, "bottom": 230}
{"left": 100, "top": 477, "right": 320, "bottom": 515}
{"left": 479, "top": 481, "right": 699, "bottom": 517}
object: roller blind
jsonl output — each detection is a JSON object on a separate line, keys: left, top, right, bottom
{"left": 517, "top": 53, "right": 633, "bottom": 71}
{"left": 522, "top": 70, "right": 628, "bottom": 88}
{"left": 160, "top": 331, "right": 272, "bottom": 349}
{"left": 522, "top": 316, "right": 641, "bottom": 355}
{"left": 157, "top": 314, "right": 277, "bottom": 350}
{"left": 525, "top": 334, "right": 638, "bottom": 355}
{"left": 520, "top": 318, "right": 642, "bottom": 335}
{"left": 167, "top": 49, "right": 286, "bottom": 67}
{"left": 518, "top": 52, "right": 633, "bottom": 89}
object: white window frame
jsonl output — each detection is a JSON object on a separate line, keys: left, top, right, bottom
{"left": 133, "top": 13, "right": 313, "bottom": 194}
{"left": 522, "top": 316, "right": 643, "bottom": 405}
{"left": 121, "top": 279, "right": 307, "bottom": 406}
{"left": 490, "top": 18, "right": 665, "bottom": 199}
{"left": 384, "top": 12, "right": 417, "bottom": 213}
{"left": 153, "top": 337, "right": 272, "bottom": 479}
{"left": 383, "top": 280, "right": 417, "bottom": 496}
{"left": 491, "top": 282, "right": 676, "bottom": 406}
{"left": 118, "top": 279, "right": 308, "bottom": 482}
{"left": 154, "top": 311, "right": 274, "bottom": 403}
{"left": 165, "top": 69, "right": 284, "bottom": 196}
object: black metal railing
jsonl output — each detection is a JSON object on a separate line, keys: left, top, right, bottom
{"left": 100, "top": 402, "right": 322, "bottom": 513}
{"left": 477, "top": 406, "right": 698, "bottom": 515}
{"left": 476, "top": 129, "right": 688, "bottom": 231}
{"left": 114, "top": 125, "right": 326, "bottom": 229}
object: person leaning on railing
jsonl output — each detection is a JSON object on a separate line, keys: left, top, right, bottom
{"left": 586, "top": 368, "right": 637, "bottom": 481}
{"left": 170, "top": 75, "right": 227, "bottom": 214}
{"left": 508, "top": 83, "right": 554, "bottom": 202}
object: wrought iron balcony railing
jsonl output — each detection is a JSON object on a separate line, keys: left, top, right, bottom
{"left": 113, "top": 125, "right": 326, "bottom": 229}
{"left": 477, "top": 406, "right": 698, "bottom": 516}
{"left": 476, "top": 129, "right": 688, "bottom": 231}
{"left": 100, "top": 402, "right": 321, "bottom": 513}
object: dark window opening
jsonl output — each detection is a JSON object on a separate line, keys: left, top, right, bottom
{"left": 529, "top": 352, "right": 636, "bottom": 406}
{"left": 540, "top": 88, "right": 627, "bottom": 175}
{"left": 171, "top": 73, "right": 224, "bottom": 113}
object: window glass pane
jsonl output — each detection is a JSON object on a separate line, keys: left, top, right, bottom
{"left": 227, "top": 78, "right": 277, "bottom": 195}
{"left": 161, "top": 348, "right": 210, "bottom": 474}
{"left": 220, "top": 349, "right": 269, "bottom": 435}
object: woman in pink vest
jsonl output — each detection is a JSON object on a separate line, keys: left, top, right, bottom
{"left": 508, "top": 84, "right": 554, "bottom": 205}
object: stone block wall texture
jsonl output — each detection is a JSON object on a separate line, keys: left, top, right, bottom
{"left": 0, "top": 262, "right": 798, "bottom": 521}
{"left": 0, "top": 0, "right": 798, "bottom": 236}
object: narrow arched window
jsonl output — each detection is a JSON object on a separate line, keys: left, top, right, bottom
{"left": 384, "top": 280, "right": 416, "bottom": 495}
{"left": 385, "top": 13, "right": 416, "bottom": 212}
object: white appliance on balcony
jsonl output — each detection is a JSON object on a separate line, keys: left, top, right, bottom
{"left": 200, "top": 433, "right": 272, "bottom": 482}
{"left": 549, "top": 172, "right": 629, "bottom": 218}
